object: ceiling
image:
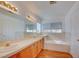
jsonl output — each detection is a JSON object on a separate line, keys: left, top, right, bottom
{"left": 9, "top": 1, "right": 75, "bottom": 23}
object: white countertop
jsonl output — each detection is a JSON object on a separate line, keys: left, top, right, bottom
{"left": 0, "top": 36, "right": 43, "bottom": 58}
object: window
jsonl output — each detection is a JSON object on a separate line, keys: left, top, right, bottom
{"left": 37, "top": 23, "right": 41, "bottom": 33}
{"left": 26, "top": 24, "right": 37, "bottom": 33}
{"left": 26, "top": 23, "right": 41, "bottom": 33}
{"left": 42, "top": 22, "right": 63, "bottom": 33}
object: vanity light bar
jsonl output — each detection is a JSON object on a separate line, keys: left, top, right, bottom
{"left": 0, "top": 1, "right": 18, "bottom": 12}
{"left": 26, "top": 15, "right": 37, "bottom": 23}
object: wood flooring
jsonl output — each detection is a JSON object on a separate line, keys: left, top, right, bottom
{"left": 36, "top": 49, "right": 73, "bottom": 58}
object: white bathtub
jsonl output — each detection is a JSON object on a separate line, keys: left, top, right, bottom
{"left": 44, "top": 39, "right": 70, "bottom": 52}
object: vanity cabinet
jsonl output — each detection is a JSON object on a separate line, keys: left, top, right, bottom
{"left": 9, "top": 38, "right": 44, "bottom": 58}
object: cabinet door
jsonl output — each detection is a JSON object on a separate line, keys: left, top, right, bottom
{"left": 19, "top": 46, "right": 33, "bottom": 58}
{"left": 41, "top": 38, "right": 44, "bottom": 49}
{"left": 37, "top": 39, "right": 44, "bottom": 53}
{"left": 32, "top": 41, "right": 38, "bottom": 57}
{"left": 37, "top": 40, "right": 42, "bottom": 53}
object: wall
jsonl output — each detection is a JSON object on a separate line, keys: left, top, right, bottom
{"left": 64, "top": 3, "right": 74, "bottom": 43}
{"left": 65, "top": 2, "right": 79, "bottom": 57}
{"left": 0, "top": 12, "right": 26, "bottom": 40}
{"left": 70, "top": 2, "right": 79, "bottom": 57}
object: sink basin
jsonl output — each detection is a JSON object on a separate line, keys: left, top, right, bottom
{"left": 0, "top": 40, "right": 27, "bottom": 53}
{"left": 0, "top": 44, "right": 17, "bottom": 53}
{"left": 0, "top": 41, "right": 18, "bottom": 53}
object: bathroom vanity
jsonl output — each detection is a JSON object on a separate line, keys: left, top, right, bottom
{"left": 0, "top": 37, "right": 44, "bottom": 58}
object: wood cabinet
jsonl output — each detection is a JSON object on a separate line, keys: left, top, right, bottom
{"left": 9, "top": 38, "right": 44, "bottom": 58}
{"left": 32, "top": 38, "right": 44, "bottom": 57}
{"left": 32, "top": 42, "right": 38, "bottom": 57}
{"left": 19, "top": 45, "right": 33, "bottom": 58}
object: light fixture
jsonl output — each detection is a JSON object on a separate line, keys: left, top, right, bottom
{"left": 0, "top": 1, "right": 18, "bottom": 12}
{"left": 26, "top": 15, "right": 37, "bottom": 23}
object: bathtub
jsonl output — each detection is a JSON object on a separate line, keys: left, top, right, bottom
{"left": 44, "top": 40, "right": 70, "bottom": 52}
